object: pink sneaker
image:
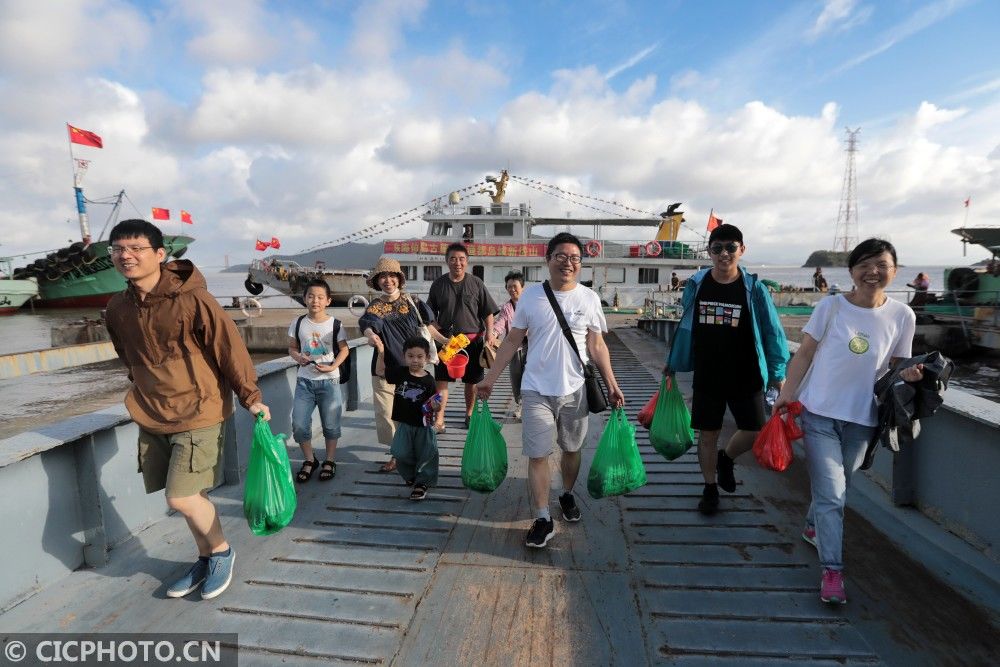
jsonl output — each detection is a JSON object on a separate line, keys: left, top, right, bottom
{"left": 820, "top": 568, "right": 847, "bottom": 604}
{"left": 802, "top": 526, "right": 817, "bottom": 548}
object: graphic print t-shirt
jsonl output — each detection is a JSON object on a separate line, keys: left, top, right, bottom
{"left": 692, "top": 273, "right": 761, "bottom": 394}
{"left": 288, "top": 316, "right": 348, "bottom": 381}
{"left": 385, "top": 366, "right": 437, "bottom": 427}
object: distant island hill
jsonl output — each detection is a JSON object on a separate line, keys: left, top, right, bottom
{"left": 223, "top": 242, "right": 384, "bottom": 274}
{"left": 802, "top": 250, "right": 850, "bottom": 267}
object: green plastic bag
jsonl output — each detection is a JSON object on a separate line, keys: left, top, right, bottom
{"left": 649, "top": 375, "right": 695, "bottom": 460}
{"left": 461, "top": 399, "right": 508, "bottom": 493}
{"left": 244, "top": 413, "right": 297, "bottom": 536}
{"left": 587, "top": 408, "right": 647, "bottom": 499}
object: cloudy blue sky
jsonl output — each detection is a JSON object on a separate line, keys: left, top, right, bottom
{"left": 1, "top": 0, "right": 997, "bottom": 268}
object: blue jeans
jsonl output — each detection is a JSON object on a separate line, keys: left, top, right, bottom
{"left": 801, "top": 409, "right": 875, "bottom": 571}
{"left": 292, "top": 378, "right": 343, "bottom": 443}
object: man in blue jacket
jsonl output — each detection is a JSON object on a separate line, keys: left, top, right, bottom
{"left": 665, "top": 224, "right": 789, "bottom": 514}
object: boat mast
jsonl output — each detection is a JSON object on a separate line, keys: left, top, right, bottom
{"left": 67, "top": 137, "right": 91, "bottom": 245}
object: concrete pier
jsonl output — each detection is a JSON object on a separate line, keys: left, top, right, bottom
{"left": 1, "top": 328, "right": 997, "bottom": 664}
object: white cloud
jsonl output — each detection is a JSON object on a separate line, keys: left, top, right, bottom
{"left": 349, "top": 0, "right": 428, "bottom": 63}
{"left": 808, "top": 0, "right": 873, "bottom": 40}
{"left": 179, "top": 0, "right": 281, "bottom": 66}
{"left": 0, "top": 0, "right": 147, "bottom": 76}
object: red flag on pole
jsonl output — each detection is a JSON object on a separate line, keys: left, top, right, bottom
{"left": 270, "top": 237, "right": 281, "bottom": 249}
{"left": 255, "top": 239, "right": 270, "bottom": 251}
{"left": 707, "top": 210, "right": 722, "bottom": 232}
{"left": 964, "top": 197, "right": 971, "bottom": 207}
{"left": 151, "top": 207, "right": 170, "bottom": 220}
{"left": 180, "top": 210, "right": 193, "bottom": 224}
{"left": 67, "top": 124, "right": 103, "bottom": 148}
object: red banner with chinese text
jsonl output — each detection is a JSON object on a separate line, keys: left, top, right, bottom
{"left": 383, "top": 240, "right": 547, "bottom": 257}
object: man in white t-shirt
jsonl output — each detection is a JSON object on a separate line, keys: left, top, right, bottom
{"left": 478, "top": 233, "right": 625, "bottom": 548}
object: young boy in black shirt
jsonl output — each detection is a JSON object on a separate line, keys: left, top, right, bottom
{"left": 375, "top": 336, "right": 441, "bottom": 500}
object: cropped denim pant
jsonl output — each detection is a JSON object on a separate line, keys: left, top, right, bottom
{"left": 292, "top": 377, "right": 343, "bottom": 443}
{"left": 801, "top": 409, "right": 875, "bottom": 571}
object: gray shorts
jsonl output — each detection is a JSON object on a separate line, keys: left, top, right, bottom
{"left": 521, "top": 387, "right": 589, "bottom": 459}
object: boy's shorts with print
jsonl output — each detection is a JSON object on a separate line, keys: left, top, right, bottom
{"left": 137, "top": 422, "right": 225, "bottom": 498}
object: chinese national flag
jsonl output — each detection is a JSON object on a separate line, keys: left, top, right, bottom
{"left": 707, "top": 211, "right": 722, "bottom": 232}
{"left": 151, "top": 207, "right": 170, "bottom": 220}
{"left": 67, "top": 124, "right": 103, "bottom": 148}
{"left": 255, "top": 239, "right": 270, "bottom": 251}
{"left": 964, "top": 197, "right": 971, "bottom": 208}
{"left": 180, "top": 210, "right": 193, "bottom": 224}
{"left": 270, "top": 237, "right": 281, "bottom": 249}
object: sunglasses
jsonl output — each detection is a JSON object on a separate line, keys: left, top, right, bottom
{"left": 709, "top": 241, "right": 741, "bottom": 255}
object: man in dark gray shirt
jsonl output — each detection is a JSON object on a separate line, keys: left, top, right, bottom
{"left": 427, "top": 243, "right": 498, "bottom": 431}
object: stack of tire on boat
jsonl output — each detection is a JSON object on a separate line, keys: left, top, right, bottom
{"left": 11, "top": 242, "right": 98, "bottom": 282}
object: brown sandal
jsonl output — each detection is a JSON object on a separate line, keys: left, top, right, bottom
{"left": 296, "top": 459, "right": 319, "bottom": 484}
{"left": 378, "top": 458, "right": 397, "bottom": 473}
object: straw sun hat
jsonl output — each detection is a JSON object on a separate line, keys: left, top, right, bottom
{"left": 367, "top": 256, "right": 406, "bottom": 290}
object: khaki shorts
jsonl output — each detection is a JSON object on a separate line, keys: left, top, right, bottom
{"left": 521, "top": 387, "right": 589, "bottom": 459}
{"left": 137, "top": 423, "right": 225, "bottom": 498}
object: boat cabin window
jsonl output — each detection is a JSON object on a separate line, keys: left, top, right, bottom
{"left": 423, "top": 266, "right": 442, "bottom": 281}
{"left": 524, "top": 266, "right": 542, "bottom": 282}
{"left": 463, "top": 223, "right": 486, "bottom": 242}
{"left": 638, "top": 268, "right": 660, "bottom": 284}
{"left": 606, "top": 267, "right": 625, "bottom": 283}
{"left": 494, "top": 222, "right": 514, "bottom": 237}
{"left": 472, "top": 265, "right": 484, "bottom": 280}
{"left": 431, "top": 222, "right": 452, "bottom": 237}
{"left": 400, "top": 265, "right": 417, "bottom": 281}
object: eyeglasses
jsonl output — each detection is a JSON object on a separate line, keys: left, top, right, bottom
{"left": 109, "top": 245, "right": 154, "bottom": 256}
{"left": 709, "top": 242, "right": 741, "bottom": 255}
{"left": 853, "top": 261, "right": 895, "bottom": 273}
{"left": 552, "top": 252, "right": 583, "bottom": 265}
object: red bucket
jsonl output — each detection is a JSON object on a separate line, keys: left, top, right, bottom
{"left": 445, "top": 349, "right": 470, "bottom": 379}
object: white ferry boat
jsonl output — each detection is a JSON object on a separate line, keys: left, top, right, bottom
{"left": 245, "top": 171, "right": 711, "bottom": 307}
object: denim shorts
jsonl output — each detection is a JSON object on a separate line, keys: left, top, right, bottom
{"left": 292, "top": 377, "right": 343, "bottom": 443}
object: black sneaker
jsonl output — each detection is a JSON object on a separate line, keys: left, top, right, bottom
{"left": 525, "top": 518, "right": 555, "bottom": 548}
{"left": 698, "top": 484, "right": 719, "bottom": 515}
{"left": 559, "top": 492, "right": 581, "bottom": 522}
{"left": 717, "top": 450, "right": 737, "bottom": 493}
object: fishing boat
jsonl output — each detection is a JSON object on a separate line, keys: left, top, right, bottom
{"left": 914, "top": 227, "right": 1000, "bottom": 354}
{"left": 8, "top": 143, "right": 194, "bottom": 309}
{"left": 245, "top": 259, "right": 371, "bottom": 307}
{"left": 0, "top": 258, "right": 39, "bottom": 315}
{"left": 245, "top": 171, "right": 710, "bottom": 307}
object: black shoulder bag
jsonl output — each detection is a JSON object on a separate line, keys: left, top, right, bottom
{"left": 541, "top": 281, "right": 607, "bottom": 413}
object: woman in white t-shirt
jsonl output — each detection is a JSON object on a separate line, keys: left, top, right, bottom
{"left": 774, "top": 239, "right": 923, "bottom": 606}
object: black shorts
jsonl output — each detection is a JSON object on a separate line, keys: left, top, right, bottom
{"left": 690, "top": 387, "right": 766, "bottom": 432}
{"left": 433, "top": 336, "right": 486, "bottom": 384}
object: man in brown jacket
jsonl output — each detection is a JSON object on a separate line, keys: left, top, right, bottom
{"left": 104, "top": 219, "right": 270, "bottom": 601}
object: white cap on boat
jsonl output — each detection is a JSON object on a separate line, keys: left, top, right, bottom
{"left": 448, "top": 191, "right": 461, "bottom": 204}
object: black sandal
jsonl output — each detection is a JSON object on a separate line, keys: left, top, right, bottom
{"left": 296, "top": 459, "right": 319, "bottom": 484}
{"left": 318, "top": 460, "right": 336, "bottom": 481}
{"left": 410, "top": 484, "right": 427, "bottom": 501}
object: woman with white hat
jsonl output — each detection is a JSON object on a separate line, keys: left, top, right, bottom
{"left": 359, "top": 257, "right": 444, "bottom": 472}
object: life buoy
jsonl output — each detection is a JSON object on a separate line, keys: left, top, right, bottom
{"left": 240, "top": 297, "right": 263, "bottom": 318}
{"left": 347, "top": 294, "right": 369, "bottom": 318}
{"left": 585, "top": 240, "right": 602, "bottom": 257}
{"left": 645, "top": 241, "right": 662, "bottom": 257}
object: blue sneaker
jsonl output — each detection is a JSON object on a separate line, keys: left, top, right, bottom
{"left": 201, "top": 549, "right": 235, "bottom": 600}
{"left": 166, "top": 558, "right": 208, "bottom": 598}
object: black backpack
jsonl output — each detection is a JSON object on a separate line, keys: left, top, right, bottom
{"left": 295, "top": 315, "right": 351, "bottom": 384}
